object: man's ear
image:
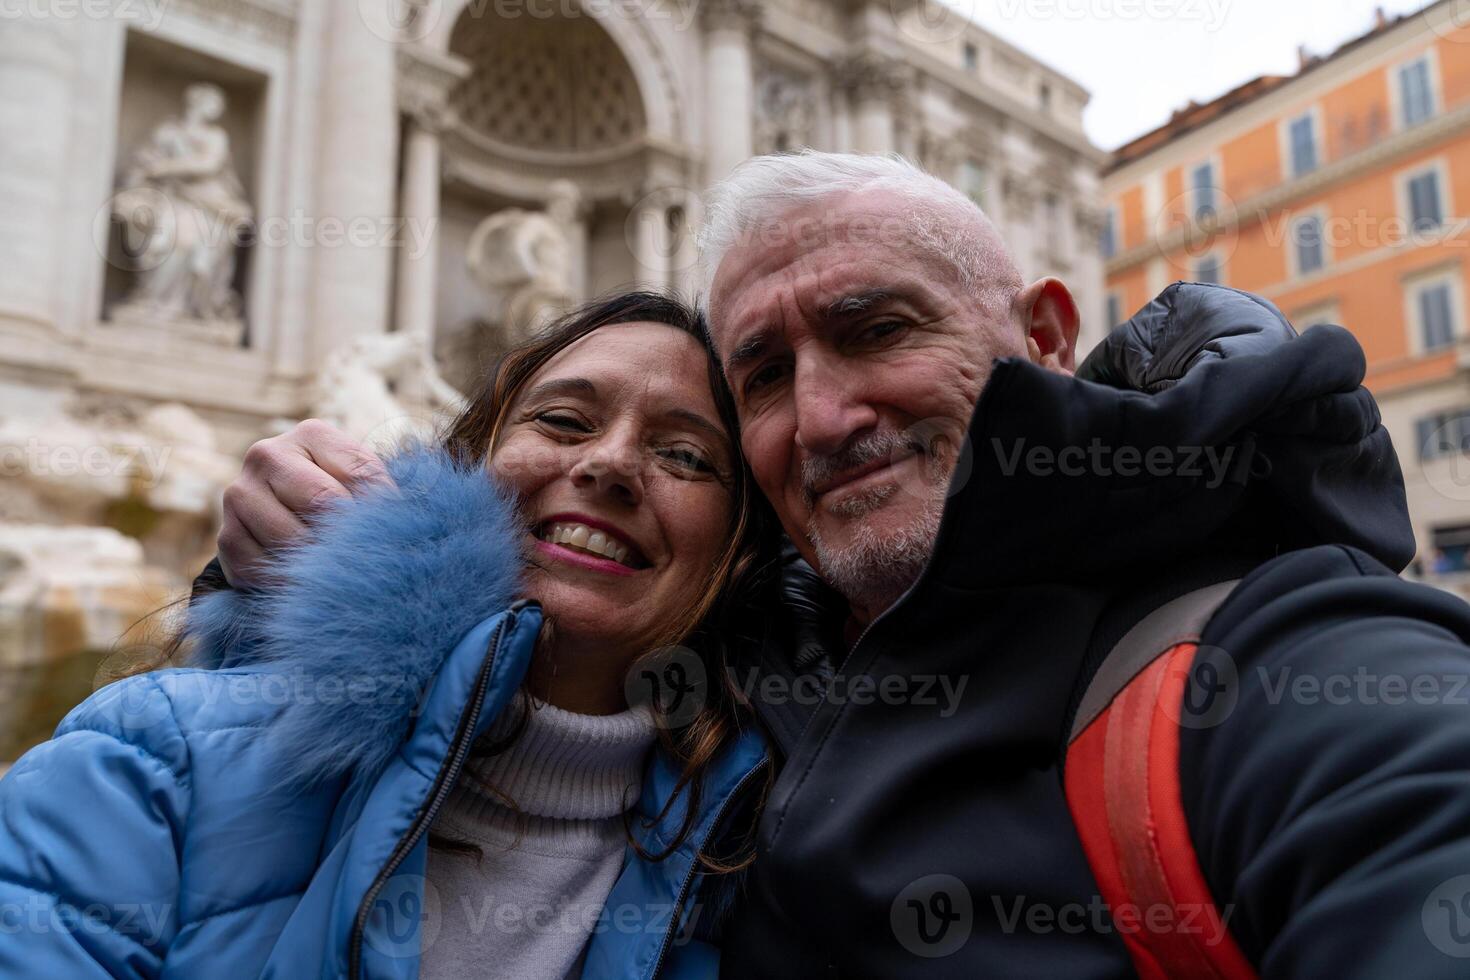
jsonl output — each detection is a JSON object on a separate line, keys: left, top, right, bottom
{"left": 1017, "top": 277, "right": 1080, "bottom": 374}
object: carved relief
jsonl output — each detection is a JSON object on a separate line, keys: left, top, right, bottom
{"left": 755, "top": 66, "right": 817, "bottom": 154}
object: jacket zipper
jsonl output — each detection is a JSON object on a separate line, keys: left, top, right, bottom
{"left": 646, "top": 757, "right": 772, "bottom": 979}
{"left": 347, "top": 612, "right": 514, "bottom": 979}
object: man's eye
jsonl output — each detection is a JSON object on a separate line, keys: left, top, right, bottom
{"left": 861, "top": 321, "right": 906, "bottom": 344}
{"left": 535, "top": 412, "right": 590, "bottom": 432}
{"left": 744, "top": 362, "right": 790, "bottom": 395}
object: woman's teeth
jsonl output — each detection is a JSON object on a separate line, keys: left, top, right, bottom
{"left": 540, "top": 522, "right": 634, "bottom": 567}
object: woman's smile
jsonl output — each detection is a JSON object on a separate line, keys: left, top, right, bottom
{"left": 533, "top": 512, "right": 651, "bottom": 576}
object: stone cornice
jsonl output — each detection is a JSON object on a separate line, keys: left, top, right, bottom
{"left": 1106, "top": 99, "right": 1470, "bottom": 276}
{"left": 836, "top": 50, "right": 910, "bottom": 105}
{"left": 168, "top": 0, "right": 296, "bottom": 45}
{"left": 397, "top": 44, "right": 472, "bottom": 132}
{"left": 700, "top": 0, "right": 763, "bottom": 34}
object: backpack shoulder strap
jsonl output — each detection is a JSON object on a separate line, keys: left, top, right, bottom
{"left": 1064, "top": 580, "right": 1257, "bottom": 980}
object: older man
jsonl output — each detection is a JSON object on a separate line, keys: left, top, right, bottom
{"left": 210, "top": 153, "right": 1470, "bottom": 977}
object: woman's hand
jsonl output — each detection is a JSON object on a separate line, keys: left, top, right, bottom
{"left": 218, "top": 420, "right": 390, "bottom": 588}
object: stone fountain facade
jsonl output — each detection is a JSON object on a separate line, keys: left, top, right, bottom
{"left": 0, "top": 0, "right": 1105, "bottom": 757}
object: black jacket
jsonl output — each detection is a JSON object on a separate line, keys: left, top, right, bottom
{"left": 721, "top": 283, "right": 1470, "bottom": 978}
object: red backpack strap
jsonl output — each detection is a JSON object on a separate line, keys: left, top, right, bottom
{"left": 1064, "top": 581, "right": 1257, "bottom": 980}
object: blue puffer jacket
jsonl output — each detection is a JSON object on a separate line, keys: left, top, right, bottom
{"left": 0, "top": 447, "right": 768, "bottom": 978}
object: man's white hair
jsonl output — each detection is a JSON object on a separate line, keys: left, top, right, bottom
{"left": 698, "top": 150, "right": 1022, "bottom": 313}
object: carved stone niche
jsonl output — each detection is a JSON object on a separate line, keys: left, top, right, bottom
{"left": 755, "top": 64, "right": 818, "bottom": 155}
{"left": 101, "top": 32, "right": 267, "bottom": 347}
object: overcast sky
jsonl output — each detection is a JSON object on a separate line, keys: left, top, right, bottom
{"left": 962, "top": 0, "right": 1439, "bottom": 150}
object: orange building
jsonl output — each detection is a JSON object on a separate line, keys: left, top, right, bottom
{"left": 1102, "top": 0, "right": 1470, "bottom": 581}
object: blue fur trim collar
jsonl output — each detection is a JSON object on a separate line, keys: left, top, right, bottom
{"left": 183, "top": 444, "right": 524, "bottom": 783}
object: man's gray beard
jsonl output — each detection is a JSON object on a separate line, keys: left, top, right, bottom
{"left": 808, "top": 484, "right": 945, "bottom": 616}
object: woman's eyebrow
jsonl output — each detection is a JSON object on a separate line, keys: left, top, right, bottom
{"left": 667, "top": 408, "right": 729, "bottom": 445}
{"left": 524, "top": 377, "right": 596, "bottom": 402}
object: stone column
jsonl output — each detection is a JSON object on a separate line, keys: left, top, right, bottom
{"left": 1001, "top": 171, "right": 1039, "bottom": 282}
{"left": 547, "top": 180, "right": 590, "bottom": 303}
{"left": 309, "top": 0, "right": 401, "bottom": 366}
{"left": 393, "top": 111, "right": 443, "bottom": 344}
{"left": 0, "top": 20, "right": 73, "bottom": 337}
{"left": 703, "top": 0, "right": 761, "bottom": 185}
{"left": 631, "top": 195, "right": 669, "bottom": 293}
{"left": 841, "top": 53, "right": 903, "bottom": 155}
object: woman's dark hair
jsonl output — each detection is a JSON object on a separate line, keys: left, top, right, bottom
{"left": 436, "top": 290, "right": 777, "bottom": 873}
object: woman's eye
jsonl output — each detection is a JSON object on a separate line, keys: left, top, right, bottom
{"left": 535, "top": 412, "right": 590, "bottom": 433}
{"left": 658, "top": 446, "right": 715, "bottom": 474}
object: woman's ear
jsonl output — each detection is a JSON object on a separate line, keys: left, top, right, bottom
{"left": 1017, "top": 277, "right": 1080, "bottom": 375}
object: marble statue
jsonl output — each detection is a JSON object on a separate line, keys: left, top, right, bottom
{"left": 109, "top": 83, "right": 254, "bottom": 342}
{"left": 309, "top": 332, "right": 467, "bottom": 451}
{"left": 466, "top": 182, "right": 579, "bottom": 345}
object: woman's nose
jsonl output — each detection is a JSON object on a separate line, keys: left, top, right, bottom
{"left": 567, "top": 435, "right": 645, "bottom": 505}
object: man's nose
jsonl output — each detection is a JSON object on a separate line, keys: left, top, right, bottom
{"left": 792, "top": 356, "right": 878, "bottom": 458}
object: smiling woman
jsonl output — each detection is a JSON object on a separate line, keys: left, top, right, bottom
{"left": 0, "top": 291, "right": 778, "bottom": 980}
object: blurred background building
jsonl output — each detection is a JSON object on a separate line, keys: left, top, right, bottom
{"left": 0, "top": 0, "right": 1105, "bottom": 758}
{"left": 1102, "top": 0, "right": 1470, "bottom": 591}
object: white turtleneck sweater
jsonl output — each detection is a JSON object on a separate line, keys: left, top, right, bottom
{"left": 420, "top": 699, "right": 657, "bottom": 980}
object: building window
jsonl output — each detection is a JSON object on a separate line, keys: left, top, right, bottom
{"left": 1043, "top": 192, "right": 1063, "bottom": 255}
{"left": 1191, "top": 162, "right": 1217, "bottom": 221}
{"left": 1039, "top": 83, "right": 1052, "bottom": 111}
{"left": 1429, "top": 523, "right": 1470, "bottom": 573}
{"left": 1106, "top": 293, "right": 1123, "bottom": 329}
{"left": 1288, "top": 112, "right": 1319, "bottom": 177}
{"left": 1100, "top": 207, "right": 1118, "bottom": 259}
{"left": 1292, "top": 214, "right": 1326, "bottom": 275}
{"left": 1399, "top": 56, "right": 1436, "bottom": 127}
{"left": 960, "top": 160, "right": 987, "bottom": 209}
{"left": 1292, "top": 302, "right": 1340, "bottom": 329}
{"left": 1414, "top": 279, "right": 1458, "bottom": 351}
{"left": 1195, "top": 254, "right": 1223, "bottom": 284}
{"left": 1407, "top": 168, "right": 1445, "bottom": 233}
{"left": 963, "top": 42, "right": 979, "bottom": 72}
{"left": 1418, "top": 412, "right": 1470, "bottom": 462}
